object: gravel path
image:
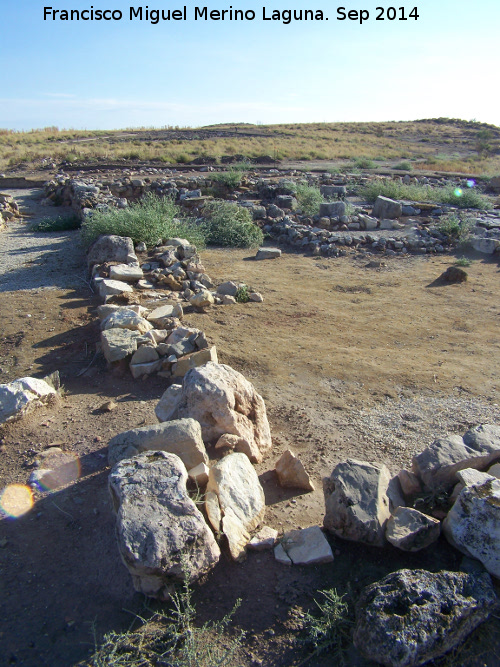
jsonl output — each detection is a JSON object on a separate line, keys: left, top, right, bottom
{"left": 0, "top": 189, "right": 87, "bottom": 292}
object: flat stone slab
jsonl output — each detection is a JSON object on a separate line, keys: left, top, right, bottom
{"left": 255, "top": 247, "right": 281, "bottom": 260}
{"left": 280, "top": 526, "right": 333, "bottom": 565}
{"left": 109, "top": 264, "right": 144, "bottom": 282}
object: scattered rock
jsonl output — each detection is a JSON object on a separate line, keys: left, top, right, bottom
{"left": 205, "top": 452, "right": 265, "bottom": 561}
{"left": 249, "top": 292, "right": 264, "bottom": 303}
{"left": 255, "top": 247, "right": 282, "bottom": 260}
{"left": 280, "top": 526, "right": 333, "bottom": 565}
{"left": 354, "top": 568, "right": 498, "bottom": 667}
{"left": 189, "top": 290, "right": 214, "bottom": 308}
{"left": 101, "top": 328, "right": 141, "bottom": 363}
{"left": 109, "top": 451, "right": 220, "bottom": 599}
{"left": 0, "top": 376, "right": 58, "bottom": 425}
{"left": 108, "top": 418, "right": 208, "bottom": 470}
{"left": 323, "top": 459, "right": 392, "bottom": 547}
{"left": 168, "top": 362, "right": 272, "bottom": 458}
{"left": 386, "top": 507, "right": 441, "bottom": 552}
{"left": 275, "top": 449, "right": 314, "bottom": 492}
{"left": 248, "top": 526, "right": 278, "bottom": 551}
{"left": 439, "top": 266, "right": 468, "bottom": 283}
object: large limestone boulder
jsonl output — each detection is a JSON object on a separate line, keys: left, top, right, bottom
{"left": 354, "top": 569, "right": 498, "bottom": 667}
{"left": 323, "top": 459, "right": 391, "bottom": 547}
{"left": 109, "top": 451, "right": 220, "bottom": 599}
{"left": 0, "top": 376, "right": 58, "bottom": 425}
{"left": 167, "top": 362, "right": 272, "bottom": 459}
{"left": 205, "top": 452, "right": 265, "bottom": 561}
{"left": 87, "top": 234, "right": 137, "bottom": 267}
{"left": 443, "top": 476, "right": 500, "bottom": 578}
{"left": 108, "top": 418, "right": 208, "bottom": 470}
{"left": 412, "top": 426, "right": 500, "bottom": 491}
{"left": 372, "top": 195, "right": 402, "bottom": 220}
{"left": 386, "top": 507, "right": 441, "bottom": 552}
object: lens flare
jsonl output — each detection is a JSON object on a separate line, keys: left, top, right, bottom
{"left": 454, "top": 188, "right": 463, "bottom": 197}
{"left": 31, "top": 452, "right": 81, "bottom": 492}
{"left": 0, "top": 484, "right": 34, "bottom": 518}
{"left": 467, "top": 179, "right": 476, "bottom": 188}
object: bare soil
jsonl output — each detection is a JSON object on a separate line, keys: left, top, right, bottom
{"left": 1, "top": 216, "right": 500, "bottom": 665}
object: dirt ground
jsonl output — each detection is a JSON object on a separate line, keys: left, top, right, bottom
{"left": 1, "top": 220, "right": 500, "bottom": 665}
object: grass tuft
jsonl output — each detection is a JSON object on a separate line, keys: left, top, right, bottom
{"left": 31, "top": 213, "right": 81, "bottom": 232}
{"left": 80, "top": 193, "right": 205, "bottom": 248}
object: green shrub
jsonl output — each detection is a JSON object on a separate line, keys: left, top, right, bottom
{"left": 394, "top": 161, "right": 412, "bottom": 171}
{"left": 80, "top": 193, "right": 205, "bottom": 248}
{"left": 235, "top": 284, "right": 250, "bottom": 303}
{"left": 31, "top": 213, "right": 81, "bottom": 232}
{"left": 211, "top": 169, "right": 242, "bottom": 190}
{"left": 438, "top": 185, "right": 492, "bottom": 210}
{"left": 202, "top": 200, "right": 263, "bottom": 248}
{"left": 295, "top": 184, "right": 324, "bottom": 216}
{"left": 353, "top": 157, "right": 375, "bottom": 169}
{"left": 300, "top": 588, "right": 354, "bottom": 664}
{"left": 455, "top": 256, "right": 472, "bottom": 267}
{"left": 437, "top": 213, "right": 474, "bottom": 243}
{"left": 89, "top": 577, "right": 243, "bottom": 667}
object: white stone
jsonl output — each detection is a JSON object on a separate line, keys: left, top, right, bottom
{"left": 108, "top": 418, "right": 208, "bottom": 470}
{"left": 275, "top": 449, "right": 314, "bottom": 491}
{"left": 109, "top": 264, "right": 144, "bottom": 282}
{"left": 147, "top": 304, "right": 183, "bottom": 326}
{"left": 130, "top": 360, "right": 161, "bottom": 379}
{"left": 102, "top": 309, "right": 153, "bottom": 334}
{"left": 0, "top": 377, "right": 58, "bottom": 424}
{"left": 187, "top": 462, "right": 210, "bottom": 487}
{"left": 98, "top": 279, "right": 134, "bottom": 298}
{"left": 101, "top": 328, "right": 141, "bottom": 363}
{"left": 155, "top": 384, "right": 183, "bottom": 422}
{"left": 205, "top": 452, "right": 265, "bottom": 561}
{"left": 190, "top": 290, "right": 214, "bottom": 308}
{"left": 274, "top": 542, "right": 292, "bottom": 565}
{"left": 281, "top": 526, "right": 333, "bottom": 565}
{"left": 248, "top": 526, "right": 278, "bottom": 551}
{"left": 386, "top": 507, "right": 441, "bottom": 552}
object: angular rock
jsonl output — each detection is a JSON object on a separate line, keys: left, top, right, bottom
{"left": 274, "top": 542, "right": 292, "bottom": 565}
{"left": 130, "top": 360, "right": 161, "bottom": 379}
{"left": 248, "top": 526, "right": 278, "bottom": 551}
{"left": 102, "top": 309, "right": 153, "bottom": 334}
{"left": 205, "top": 452, "right": 265, "bottom": 561}
{"left": 147, "top": 304, "right": 184, "bottom": 327}
{"left": 323, "top": 459, "right": 392, "bottom": 547}
{"left": 386, "top": 507, "right": 441, "bottom": 552}
{"left": 155, "top": 384, "right": 183, "bottom": 422}
{"left": 109, "top": 451, "right": 220, "bottom": 599}
{"left": 280, "top": 526, "right": 333, "bottom": 565}
{"left": 108, "top": 418, "right": 208, "bottom": 470}
{"left": 171, "top": 346, "right": 218, "bottom": 378}
{"left": 221, "top": 295, "right": 237, "bottom": 305}
{"left": 319, "top": 202, "right": 346, "bottom": 218}
{"left": 354, "top": 569, "right": 498, "bottom": 667}
{"left": 130, "top": 345, "right": 159, "bottom": 365}
{"left": 109, "top": 264, "right": 144, "bottom": 282}
{"left": 101, "top": 328, "right": 141, "bottom": 363}
{"left": 255, "top": 247, "right": 282, "bottom": 260}
{"left": 168, "top": 362, "right": 272, "bottom": 459}
{"left": 275, "top": 449, "right": 314, "bottom": 492}
{"left": 189, "top": 290, "right": 214, "bottom": 308}
{"left": 372, "top": 196, "right": 402, "bottom": 220}
{"left": 0, "top": 376, "right": 58, "bottom": 424}
{"left": 215, "top": 432, "right": 262, "bottom": 463}
{"left": 443, "top": 476, "right": 500, "bottom": 578}
{"left": 87, "top": 235, "right": 137, "bottom": 267}
{"left": 412, "top": 428, "right": 500, "bottom": 491}
{"left": 249, "top": 292, "right": 264, "bottom": 303}
{"left": 98, "top": 279, "right": 134, "bottom": 299}
{"left": 472, "top": 238, "right": 500, "bottom": 254}
{"left": 216, "top": 281, "right": 239, "bottom": 296}
{"left": 397, "top": 469, "right": 422, "bottom": 499}
{"left": 187, "top": 462, "right": 210, "bottom": 486}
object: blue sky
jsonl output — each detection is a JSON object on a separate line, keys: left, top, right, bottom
{"left": 1, "top": 0, "right": 499, "bottom": 130}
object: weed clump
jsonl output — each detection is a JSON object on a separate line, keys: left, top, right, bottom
{"left": 360, "top": 180, "right": 492, "bottom": 210}
{"left": 295, "top": 184, "right": 324, "bottom": 216}
{"left": 437, "top": 213, "right": 474, "bottom": 244}
{"left": 80, "top": 193, "right": 205, "bottom": 248}
{"left": 31, "top": 213, "right": 81, "bottom": 232}
{"left": 201, "top": 200, "right": 263, "bottom": 248}
{"left": 235, "top": 284, "right": 250, "bottom": 303}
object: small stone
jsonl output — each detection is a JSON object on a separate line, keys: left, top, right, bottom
{"left": 386, "top": 506, "right": 441, "bottom": 552}
{"left": 171, "top": 346, "right": 218, "bottom": 378}
{"left": 130, "top": 346, "right": 159, "bottom": 365}
{"left": 255, "top": 247, "right": 281, "bottom": 260}
{"left": 188, "top": 462, "right": 210, "bottom": 486}
{"left": 98, "top": 279, "right": 134, "bottom": 299}
{"left": 248, "top": 526, "right": 278, "bottom": 551}
{"left": 249, "top": 292, "right": 264, "bottom": 303}
{"left": 274, "top": 542, "right": 292, "bottom": 565}
{"left": 189, "top": 290, "right": 214, "bottom": 308}
{"left": 100, "top": 400, "right": 117, "bottom": 412}
{"left": 109, "top": 264, "right": 144, "bottom": 282}
{"left": 281, "top": 526, "right": 334, "bottom": 565}
{"left": 222, "top": 295, "right": 237, "bottom": 305}
{"left": 275, "top": 449, "right": 314, "bottom": 492}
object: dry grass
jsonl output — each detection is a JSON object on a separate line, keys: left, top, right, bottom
{"left": 1, "top": 119, "right": 499, "bottom": 175}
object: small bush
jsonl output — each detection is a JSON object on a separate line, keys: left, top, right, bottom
{"left": 211, "top": 169, "right": 242, "bottom": 190}
{"left": 88, "top": 577, "right": 243, "bottom": 667}
{"left": 235, "top": 284, "right": 250, "bottom": 303}
{"left": 455, "top": 256, "right": 472, "bottom": 267}
{"left": 394, "top": 161, "right": 412, "bottom": 171}
{"left": 295, "top": 184, "right": 324, "bottom": 216}
{"left": 438, "top": 185, "right": 492, "bottom": 210}
{"left": 353, "top": 157, "right": 375, "bottom": 169}
{"left": 31, "top": 213, "right": 81, "bottom": 232}
{"left": 80, "top": 193, "right": 205, "bottom": 248}
{"left": 360, "top": 180, "right": 492, "bottom": 210}
{"left": 300, "top": 588, "right": 354, "bottom": 664}
{"left": 437, "top": 213, "right": 474, "bottom": 244}
{"left": 202, "top": 200, "right": 263, "bottom": 248}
